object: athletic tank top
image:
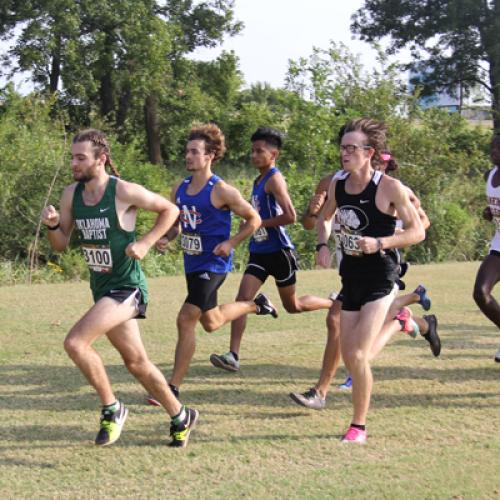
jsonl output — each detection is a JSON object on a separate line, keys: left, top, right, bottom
{"left": 176, "top": 174, "right": 232, "bottom": 274}
{"left": 486, "top": 165, "right": 500, "bottom": 252}
{"left": 72, "top": 176, "right": 148, "bottom": 303}
{"left": 248, "top": 167, "right": 294, "bottom": 253}
{"left": 335, "top": 170, "right": 398, "bottom": 280}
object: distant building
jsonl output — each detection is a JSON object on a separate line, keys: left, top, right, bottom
{"left": 409, "top": 70, "right": 491, "bottom": 121}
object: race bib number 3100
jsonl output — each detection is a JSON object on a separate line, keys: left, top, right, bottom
{"left": 82, "top": 244, "right": 113, "bottom": 273}
{"left": 181, "top": 233, "right": 203, "bottom": 255}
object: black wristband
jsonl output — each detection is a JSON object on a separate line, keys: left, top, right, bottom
{"left": 47, "top": 223, "right": 60, "bottom": 231}
{"left": 315, "top": 243, "right": 328, "bottom": 252}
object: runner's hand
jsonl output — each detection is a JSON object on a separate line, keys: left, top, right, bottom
{"left": 358, "top": 236, "right": 380, "bottom": 254}
{"left": 155, "top": 237, "right": 169, "bottom": 253}
{"left": 213, "top": 240, "right": 233, "bottom": 257}
{"left": 41, "top": 205, "right": 60, "bottom": 228}
{"left": 126, "top": 241, "right": 149, "bottom": 260}
{"left": 317, "top": 245, "right": 331, "bottom": 268}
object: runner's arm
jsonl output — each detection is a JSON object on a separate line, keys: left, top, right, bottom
{"left": 316, "top": 179, "right": 338, "bottom": 267}
{"left": 156, "top": 182, "right": 182, "bottom": 253}
{"left": 118, "top": 180, "right": 180, "bottom": 260}
{"left": 302, "top": 174, "right": 332, "bottom": 230}
{"left": 41, "top": 185, "right": 75, "bottom": 252}
{"left": 213, "top": 182, "right": 261, "bottom": 256}
{"left": 262, "top": 173, "right": 296, "bottom": 228}
{"left": 377, "top": 181, "right": 425, "bottom": 251}
{"left": 406, "top": 186, "right": 430, "bottom": 230}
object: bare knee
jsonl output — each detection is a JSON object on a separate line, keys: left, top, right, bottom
{"left": 283, "top": 301, "right": 301, "bottom": 314}
{"left": 124, "top": 356, "right": 149, "bottom": 378}
{"left": 326, "top": 313, "right": 340, "bottom": 338}
{"left": 64, "top": 332, "right": 86, "bottom": 358}
{"left": 200, "top": 317, "right": 218, "bottom": 333}
{"left": 343, "top": 348, "right": 368, "bottom": 370}
{"left": 473, "top": 286, "right": 488, "bottom": 308}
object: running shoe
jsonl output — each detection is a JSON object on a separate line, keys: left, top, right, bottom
{"left": 95, "top": 402, "right": 128, "bottom": 446}
{"left": 396, "top": 307, "right": 412, "bottom": 333}
{"left": 289, "top": 387, "right": 326, "bottom": 410}
{"left": 338, "top": 375, "right": 352, "bottom": 390}
{"left": 147, "top": 383, "right": 179, "bottom": 407}
{"left": 210, "top": 351, "right": 240, "bottom": 372}
{"left": 414, "top": 284, "right": 431, "bottom": 311}
{"left": 495, "top": 349, "right": 500, "bottom": 363}
{"left": 422, "top": 314, "right": 441, "bottom": 357}
{"left": 341, "top": 426, "right": 367, "bottom": 444}
{"left": 169, "top": 407, "right": 199, "bottom": 448}
{"left": 254, "top": 293, "right": 278, "bottom": 318}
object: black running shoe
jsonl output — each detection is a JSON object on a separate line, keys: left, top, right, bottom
{"left": 169, "top": 383, "right": 180, "bottom": 400}
{"left": 254, "top": 293, "right": 278, "bottom": 318}
{"left": 289, "top": 387, "right": 326, "bottom": 410}
{"left": 423, "top": 314, "right": 441, "bottom": 357}
{"left": 169, "top": 408, "right": 199, "bottom": 448}
{"left": 95, "top": 402, "right": 128, "bottom": 446}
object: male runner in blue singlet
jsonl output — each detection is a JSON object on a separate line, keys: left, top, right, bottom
{"left": 155, "top": 123, "right": 278, "bottom": 398}
{"left": 210, "top": 127, "right": 333, "bottom": 372}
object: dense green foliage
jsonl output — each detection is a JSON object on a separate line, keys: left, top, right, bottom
{"left": 0, "top": 37, "right": 495, "bottom": 285}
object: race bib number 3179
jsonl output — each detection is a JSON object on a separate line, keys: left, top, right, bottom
{"left": 181, "top": 233, "right": 203, "bottom": 255}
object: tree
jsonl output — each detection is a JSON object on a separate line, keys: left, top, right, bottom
{"left": 0, "top": 0, "right": 242, "bottom": 164}
{"left": 351, "top": 0, "right": 500, "bottom": 130}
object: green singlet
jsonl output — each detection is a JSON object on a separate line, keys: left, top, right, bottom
{"left": 72, "top": 176, "right": 148, "bottom": 304}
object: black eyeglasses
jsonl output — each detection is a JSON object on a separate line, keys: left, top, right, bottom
{"left": 339, "top": 144, "right": 372, "bottom": 154}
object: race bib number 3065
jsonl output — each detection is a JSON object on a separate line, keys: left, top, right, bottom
{"left": 181, "top": 233, "right": 203, "bottom": 255}
{"left": 82, "top": 245, "right": 113, "bottom": 273}
{"left": 340, "top": 232, "right": 363, "bottom": 257}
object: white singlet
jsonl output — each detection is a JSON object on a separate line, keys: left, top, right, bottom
{"left": 486, "top": 165, "right": 500, "bottom": 252}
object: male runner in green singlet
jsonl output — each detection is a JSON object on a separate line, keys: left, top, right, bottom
{"left": 41, "top": 129, "right": 197, "bottom": 448}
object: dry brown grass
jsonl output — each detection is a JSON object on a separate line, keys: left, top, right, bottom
{"left": 0, "top": 262, "right": 499, "bottom": 498}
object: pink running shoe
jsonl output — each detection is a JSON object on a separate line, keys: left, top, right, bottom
{"left": 146, "top": 395, "right": 161, "bottom": 407}
{"left": 395, "top": 306, "right": 412, "bottom": 333}
{"left": 341, "top": 426, "right": 367, "bottom": 444}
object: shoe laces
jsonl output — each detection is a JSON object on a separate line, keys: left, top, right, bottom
{"left": 303, "top": 387, "right": 318, "bottom": 399}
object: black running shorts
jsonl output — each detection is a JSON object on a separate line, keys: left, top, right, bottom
{"left": 102, "top": 287, "right": 147, "bottom": 319}
{"left": 244, "top": 248, "right": 298, "bottom": 288}
{"left": 341, "top": 279, "right": 397, "bottom": 312}
{"left": 185, "top": 271, "right": 227, "bottom": 312}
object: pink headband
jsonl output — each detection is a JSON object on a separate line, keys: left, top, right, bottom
{"left": 380, "top": 153, "right": 392, "bottom": 162}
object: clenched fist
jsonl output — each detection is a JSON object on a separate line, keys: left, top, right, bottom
{"left": 125, "top": 241, "right": 150, "bottom": 260}
{"left": 41, "top": 205, "right": 60, "bottom": 228}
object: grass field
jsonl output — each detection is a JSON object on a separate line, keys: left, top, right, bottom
{"left": 0, "top": 262, "right": 499, "bottom": 498}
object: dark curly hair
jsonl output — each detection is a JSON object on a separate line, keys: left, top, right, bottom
{"left": 188, "top": 123, "right": 226, "bottom": 162}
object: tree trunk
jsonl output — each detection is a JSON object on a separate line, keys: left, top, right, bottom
{"left": 144, "top": 94, "right": 163, "bottom": 164}
{"left": 116, "top": 83, "right": 131, "bottom": 133}
{"left": 99, "top": 34, "right": 114, "bottom": 117}
{"left": 49, "top": 37, "right": 61, "bottom": 93}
